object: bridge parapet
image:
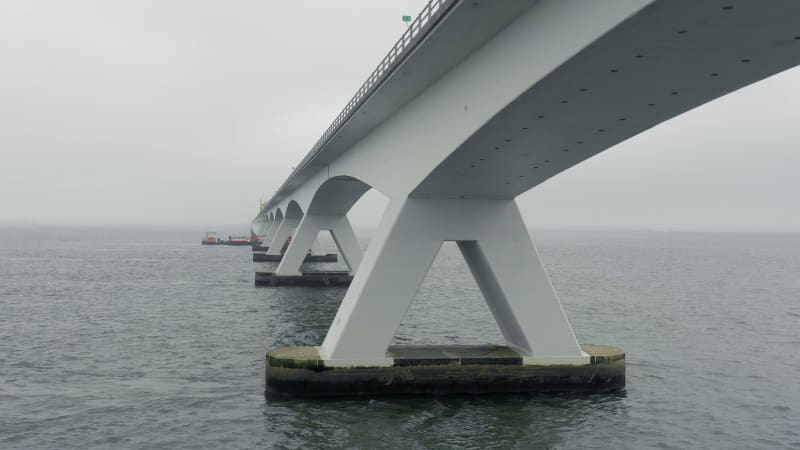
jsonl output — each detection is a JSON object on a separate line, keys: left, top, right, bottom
{"left": 304, "top": 0, "right": 455, "bottom": 173}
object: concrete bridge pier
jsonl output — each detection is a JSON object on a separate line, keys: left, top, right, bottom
{"left": 276, "top": 213, "right": 362, "bottom": 276}
{"left": 252, "top": 214, "right": 280, "bottom": 252}
{"left": 254, "top": 211, "right": 348, "bottom": 284}
{"left": 249, "top": 220, "right": 266, "bottom": 243}
{"left": 266, "top": 215, "right": 299, "bottom": 257}
{"left": 266, "top": 198, "right": 625, "bottom": 395}
{"left": 321, "top": 198, "right": 586, "bottom": 365}
{"left": 253, "top": 236, "right": 337, "bottom": 264}
{"left": 309, "top": 239, "right": 324, "bottom": 257}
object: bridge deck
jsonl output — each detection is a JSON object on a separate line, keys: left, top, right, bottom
{"left": 413, "top": 1, "right": 800, "bottom": 197}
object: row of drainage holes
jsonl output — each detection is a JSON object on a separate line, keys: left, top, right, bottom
{"left": 496, "top": 116, "right": 624, "bottom": 154}
{"left": 551, "top": 55, "right": 754, "bottom": 102}
{"left": 468, "top": 155, "right": 557, "bottom": 170}
{"left": 472, "top": 54, "right": 760, "bottom": 142}
{"left": 482, "top": 112, "right": 658, "bottom": 165}
{"left": 487, "top": 118, "right": 622, "bottom": 163}
{"left": 520, "top": 89, "right": 686, "bottom": 135}
{"left": 492, "top": 7, "right": 800, "bottom": 178}
{"left": 724, "top": 2, "right": 800, "bottom": 32}
{"left": 610, "top": 54, "right": 756, "bottom": 72}
{"left": 488, "top": 31, "right": 790, "bottom": 164}
{"left": 509, "top": 48, "right": 786, "bottom": 143}
{"left": 490, "top": 137, "right": 587, "bottom": 156}
{"left": 507, "top": 84, "right": 706, "bottom": 148}
{"left": 606, "top": 58, "right": 751, "bottom": 76}
{"left": 508, "top": 5, "right": 799, "bottom": 136}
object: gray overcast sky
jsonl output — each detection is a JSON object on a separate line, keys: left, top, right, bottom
{"left": 1, "top": 1, "right": 799, "bottom": 232}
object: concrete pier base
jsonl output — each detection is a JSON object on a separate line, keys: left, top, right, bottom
{"left": 253, "top": 253, "right": 338, "bottom": 263}
{"left": 265, "top": 344, "right": 624, "bottom": 396}
{"left": 255, "top": 271, "right": 353, "bottom": 287}
{"left": 252, "top": 245, "right": 269, "bottom": 252}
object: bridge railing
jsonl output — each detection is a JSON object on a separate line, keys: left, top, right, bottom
{"left": 263, "top": 0, "right": 459, "bottom": 211}
{"left": 307, "top": 0, "right": 457, "bottom": 162}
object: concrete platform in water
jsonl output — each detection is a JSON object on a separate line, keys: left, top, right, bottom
{"left": 251, "top": 245, "right": 269, "bottom": 252}
{"left": 252, "top": 253, "right": 338, "bottom": 263}
{"left": 265, "top": 344, "right": 624, "bottom": 397}
{"left": 255, "top": 271, "right": 353, "bottom": 286}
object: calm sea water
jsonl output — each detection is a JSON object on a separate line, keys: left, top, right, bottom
{"left": 1, "top": 227, "right": 799, "bottom": 449}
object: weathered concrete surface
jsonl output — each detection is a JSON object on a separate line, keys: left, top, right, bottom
{"left": 252, "top": 253, "right": 338, "bottom": 263}
{"left": 265, "top": 344, "right": 624, "bottom": 396}
{"left": 254, "top": 271, "right": 353, "bottom": 287}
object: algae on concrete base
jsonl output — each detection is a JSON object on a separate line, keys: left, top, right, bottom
{"left": 266, "top": 346, "right": 328, "bottom": 371}
{"left": 265, "top": 344, "right": 626, "bottom": 396}
{"left": 580, "top": 344, "right": 626, "bottom": 363}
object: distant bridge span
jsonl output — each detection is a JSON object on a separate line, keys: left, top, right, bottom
{"left": 252, "top": 0, "right": 800, "bottom": 366}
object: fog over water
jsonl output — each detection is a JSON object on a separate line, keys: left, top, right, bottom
{"left": 1, "top": 1, "right": 799, "bottom": 231}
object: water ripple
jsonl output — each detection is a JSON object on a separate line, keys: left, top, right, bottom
{"left": 1, "top": 228, "right": 799, "bottom": 449}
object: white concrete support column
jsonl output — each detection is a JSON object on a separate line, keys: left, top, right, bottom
{"left": 254, "top": 221, "right": 268, "bottom": 239}
{"left": 266, "top": 217, "right": 299, "bottom": 256}
{"left": 262, "top": 221, "right": 278, "bottom": 247}
{"left": 310, "top": 239, "right": 324, "bottom": 256}
{"left": 320, "top": 197, "right": 586, "bottom": 366}
{"left": 329, "top": 216, "right": 362, "bottom": 272}
{"left": 276, "top": 213, "right": 363, "bottom": 276}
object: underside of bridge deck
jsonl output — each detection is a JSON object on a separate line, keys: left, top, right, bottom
{"left": 412, "top": 0, "right": 800, "bottom": 198}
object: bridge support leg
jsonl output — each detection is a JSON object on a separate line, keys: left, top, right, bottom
{"left": 266, "top": 198, "right": 624, "bottom": 395}
{"left": 320, "top": 198, "right": 587, "bottom": 366}
{"left": 261, "top": 221, "right": 278, "bottom": 249}
{"left": 266, "top": 217, "right": 298, "bottom": 256}
{"left": 310, "top": 238, "right": 323, "bottom": 256}
{"left": 250, "top": 222, "right": 259, "bottom": 240}
{"left": 276, "top": 213, "right": 363, "bottom": 276}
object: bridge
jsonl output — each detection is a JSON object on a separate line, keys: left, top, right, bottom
{"left": 253, "top": 0, "right": 800, "bottom": 396}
